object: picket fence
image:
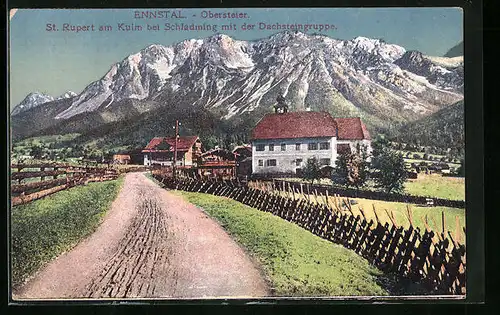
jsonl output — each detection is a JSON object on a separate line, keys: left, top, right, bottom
{"left": 152, "top": 171, "right": 466, "bottom": 296}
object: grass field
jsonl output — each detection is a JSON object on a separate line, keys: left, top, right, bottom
{"left": 275, "top": 174, "right": 464, "bottom": 201}
{"left": 347, "top": 198, "right": 465, "bottom": 244}
{"left": 10, "top": 177, "right": 124, "bottom": 288}
{"left": 252, "top": 189, "right": 465, "bottom": 245}
{"left": 177, "top": 191, "right": 395, "bottom": 296}
{"left": 13, "top": 134, "right": 81, "bottom": 146}
{"left": 404, "top": 174, "right": 465, "bottom": 201}
{"left": 403, "top": 158, "right": 460, "bottom": 169}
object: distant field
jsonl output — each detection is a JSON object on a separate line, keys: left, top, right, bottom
{"left": 261, "top": 188, "right": 465, "bottom": 244}
{"left": 404, "top": 158, "right": 461, "bottom": 169}
{"left": 397, "top": 150, "right": 449, "bottom": 160}
{"left": 282, "top": 175, "right": 464, "bottom": 200}
{"left": 13, "top": 134, "right": 81, "bottom": 145}
{"left": 404, "top": 174, "right": 465, "bottom": 201}
{"left": 347, "top": 198, "right": 465, "bottom": 244}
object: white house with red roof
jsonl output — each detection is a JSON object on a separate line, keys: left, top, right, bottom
{"left": 250, "top": 111, "right": 371, "bottom": 175}
{"left": 142, "top": 136, "right": 202, "bottom": 166}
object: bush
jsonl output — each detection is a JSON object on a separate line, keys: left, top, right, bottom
{"left": 333, "top": 149, "right": 369, "bottom": 190}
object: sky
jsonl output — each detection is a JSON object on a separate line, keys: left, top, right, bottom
{"left": 9, "top": 8, "right": 463, "bottom": 108}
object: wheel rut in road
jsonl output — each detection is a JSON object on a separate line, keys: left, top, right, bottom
{"left": 84, "top": 191, "right": 171, "bottom": 298}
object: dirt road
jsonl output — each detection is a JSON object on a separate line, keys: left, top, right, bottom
{"left": 14, "top": 172, "right": 269, "bottom": 299}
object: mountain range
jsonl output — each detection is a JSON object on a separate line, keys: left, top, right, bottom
{"left": 394, "top": 100, "right": 464, "bottom": 151}
{"left": 11, "top": 31, "right": 464, "bottom": 150}
{"left": 444, "top": 41, "right": 463, "bottom": 58}
{"left": 11, "top": 91, "right": 76, "bottom": 116}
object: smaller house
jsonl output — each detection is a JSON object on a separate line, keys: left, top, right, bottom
{"left": 233, "top": 145, "right": 253, "bottom": 177}
{"left": 113, "top": 154, "right": 131, "bottom": 165}
{"left": 142, "top": 136, "right": 202, "bottom": 167}
{"left": 198, "top": 147, "right": 236, "bottom": 179}
{"left": 236, "top": 157, "right": 252, "bottom": 177}
{"left": 201, "top": 147, "right": 235, "bottom": 163}
{"left": 232, "top": 145, "right": 252, "bottom": 162}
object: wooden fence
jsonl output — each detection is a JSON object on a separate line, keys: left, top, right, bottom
{"left": 10, "top": 163, "right": 119, "bottom": 206}
{"left": 266, "top": 179, "right": 466, "bottom": 209}
{"left": 152, "top": 171, "right": 466, "bottom": 296}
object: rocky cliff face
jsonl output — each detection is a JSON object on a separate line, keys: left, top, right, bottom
{"left": 12, "top": 31, "right": 463, "bottom": 140}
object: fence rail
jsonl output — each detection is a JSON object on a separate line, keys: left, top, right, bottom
{"left": 10, "top": 163, "right": 119, "bottom": 206}
{"left": 152, "top": 171, "right": 466, "bottom": 296}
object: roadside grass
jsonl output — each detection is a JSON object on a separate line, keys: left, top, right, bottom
{"left": 10, "top": 176, "right": 124, "bottom": 289}
{"left": 404, "top": 174, "right": 465, "bottom": 201}
{"left": 176, "top": 191, "right": 392, "bottom": 297}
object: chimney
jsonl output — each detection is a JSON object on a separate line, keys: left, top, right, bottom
{"left": 275, "top": 94, "right": 289, "bottom": 114}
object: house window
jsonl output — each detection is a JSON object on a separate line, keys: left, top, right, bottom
{"left": 258, "top": 159, "right": 263, "bottom": 166}
{"left": 320, "top": 142, "right": 330, "bottom": 150}
{"left": 308, "top": 143, "right": 318, "bottom": 150}
{"left": 281, "top": 143, "right": 286, "bottom": 151}
{"left": 269, "top": 144, "right": 274, "bottom": 151}
{"left": 296, "top": 159, "right": 303, "bottom": 166}
{"left": 295, "top": 143, "right": 301, "bottom": 150}
{"left": 266, "top": 159, "right": 277, "bottom": 167}
{"left": 256, "top": 144, "right": 265, "bottom": 151}
{"left": 320, "top": 158, "right": 331, "bottom": 166}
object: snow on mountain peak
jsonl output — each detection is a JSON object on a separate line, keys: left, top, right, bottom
{"left": 11, "top": 92, "right": 54, "bottom": 116}
{"left": 44, "top": 31, "right": 461, "bottom": 122}
{"left": 55, "top": 90, "right": 78, "bottom": 100}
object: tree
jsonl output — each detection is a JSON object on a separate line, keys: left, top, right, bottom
{"left": 371, "top": 135, "right": 390, "bottom": 158}
{"left": 29, "top": 145, "right": 43, "bottom": 159}
{"left": 302, "top": 157, "right": 321, "bottom": 184}
{"left": 372, "top": 149, "right": 408, "bottom": 194}
{"left": 333, "top": 148, "right": 370, "bottom": 190}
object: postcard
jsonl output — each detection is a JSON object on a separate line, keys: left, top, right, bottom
{"left": 9, "top": 7, "right": 467, "bottom": 301}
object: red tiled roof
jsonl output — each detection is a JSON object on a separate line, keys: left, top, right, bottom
{"left": 142, "top": 136, "right": 199, "bottom": 153}
{"left": 334, "top": 118, "right": 371, "bottom": 140}
{"left": 251, "top": 112, "right": 338, "bottom": 140}
{"left": 251, "top": 112, "right": 371, "bottom": 141}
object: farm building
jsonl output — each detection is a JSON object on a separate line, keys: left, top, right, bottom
{"left": 142, "top": 136, "right": 202, "bottom": 167}
{"left": 201, "top": 148, "right": 235, "bottom": 163}
{"left": 113, "top": 154, "right": 131, "bottom": 165}
{"left": 232, "top": 145, "right": 252, "bottom": 162}
{"left": 233, "top": 145, "right": 253, "bottom": 177}
{"left": 250, "top": 111, "right": 372, "bottom": 175}
{"left": 197, "top": 148, "right": 237, "bottom": 179}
